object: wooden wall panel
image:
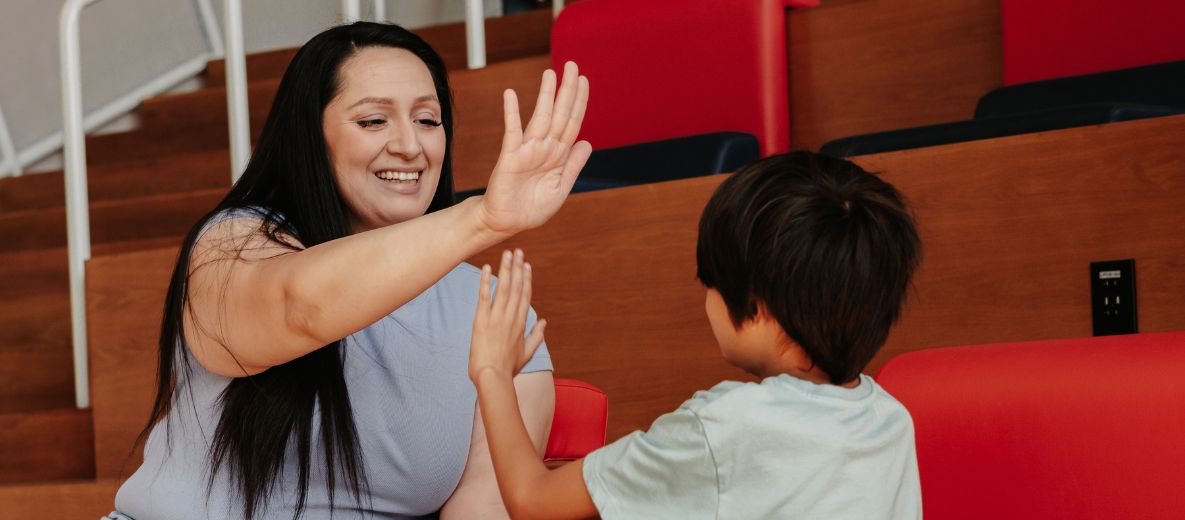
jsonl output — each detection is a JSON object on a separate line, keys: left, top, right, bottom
{"left": 87, "top": 247, "right": 175, "bottom": 478}
{"left": 85, "top": 116, "right": 1185, "bottom": 462}
{"left": 857, "top": 115, "right": 1185, "bottom": 370}
{"left": 451, "top": 55, "right": 549, "bottom": 191}
{"left": 787, "top": 0, "right": 1003, "bottom": 150}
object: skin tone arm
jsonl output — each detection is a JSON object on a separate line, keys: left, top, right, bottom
{"left": 186, "top": 63, "right": 591, "bottom": 377}
{"left": 468, "top": 250, "right": 599, "bottom": 520}
{"left": 440, "top": 370, "right": 554, "bottom": 519}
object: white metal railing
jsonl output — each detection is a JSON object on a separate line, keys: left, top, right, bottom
{"left": 224, "top": 0, "right": 250, "bottom": 181}
{"left": 58, "top": 0, "right": 224, "bottom": 409}
{"left": 0, "top": 104, "right": 18, "bottom": 177}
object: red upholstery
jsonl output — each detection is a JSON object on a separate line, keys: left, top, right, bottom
{"left": 876, "top": 332, "right": 1185, "bottom": 520}
{"left": 551, "top": 0, "right": 819, "bottom": 157}
{"left": 544, "top": 378, "right": 609, "bottom": 462}
{"left": 1001, "top": 0, "right": 1185, "bottom": 84}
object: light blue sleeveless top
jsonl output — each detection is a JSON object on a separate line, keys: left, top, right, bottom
{"left": 114, "top": 208, "right": 552, "bottom": 519}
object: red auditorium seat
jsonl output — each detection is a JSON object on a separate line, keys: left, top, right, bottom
{"left": 1001, "top": 0, "right": 1185, "bottom": 84}
{"left": 544, "top": 378, "right": 609, "bottom": 462}
{"left": 550, "top": 0, "right": 820, "bottom": 156}
{"left": 876, "top": 332, "right": 1185, "bottom": 520}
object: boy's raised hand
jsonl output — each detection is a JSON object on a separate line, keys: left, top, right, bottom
{"left": 469, "top": 249, "right": 547, "bottom": 383}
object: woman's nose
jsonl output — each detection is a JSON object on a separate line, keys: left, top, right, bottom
{"left": 385, "top": 121, "right": 422, "bottom": 158}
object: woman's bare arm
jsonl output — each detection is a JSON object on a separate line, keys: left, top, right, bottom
{"left": 185, "top": 63, "right": 590, "bottom": 377}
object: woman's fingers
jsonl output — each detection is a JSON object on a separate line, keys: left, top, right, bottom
{"left": 560, "top": 75, "right": 590, "bottom": 147}
{"left": 523, "top": 69, "right": 557, "bottom": 141}
{"left": 557, "top": 140, "right": 593, "bottom": 194}
{"left": 501, "top": 89, "right": 523, "bottom": 151}
{"left": 548, "top": 62, "right": 579, "bottom": 141}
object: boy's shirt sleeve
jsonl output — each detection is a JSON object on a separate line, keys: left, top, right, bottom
{"left": 581, "top": 404, "right": 719, "bottom": 519}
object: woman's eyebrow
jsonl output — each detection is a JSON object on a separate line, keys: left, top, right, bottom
{"left": 347, "top": 94, "right": 439, "bottom": 109}
{"left": 348, "top": 97, "right": 393, "bottom": 109}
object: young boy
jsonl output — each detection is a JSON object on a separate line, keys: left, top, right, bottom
{"left": 468, "top": 151, "right": 923, "bottom": 519}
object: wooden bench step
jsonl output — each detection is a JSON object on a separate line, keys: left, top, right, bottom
{"left": 0, "top": 189, "right": 223, "bottom": 254}
{"left": 0, "top": 149, "right": 231, "bottom": 214}
{"left": 0, "top": 408, "right": 94, "bottom": 484}
{"left": 0, "top": 238, "right": 185, "bottom": 412}
{"left": 0, "top": 346, "right": 74, "bottom": 413}
{"left": 204, "top": 8, "right": 552, "bottom": 85}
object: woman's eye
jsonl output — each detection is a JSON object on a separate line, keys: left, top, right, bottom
{"left": 415, "top": 118, "right": 443, "bottom": 128}
{"left": 356, "top": 118, "right": 386, "bottom": 129}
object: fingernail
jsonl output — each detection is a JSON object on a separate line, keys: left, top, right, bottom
{"left": 525, "top": 262, "right": 532, "bottom": 272}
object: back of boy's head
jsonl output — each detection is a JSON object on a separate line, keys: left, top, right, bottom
{"left": 696, "top": 151, "right": 921, "bottom": 384}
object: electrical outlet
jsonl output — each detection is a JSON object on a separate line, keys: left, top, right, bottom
{"left": 1090, "top": 259, "right": 1137, "bottom": 336}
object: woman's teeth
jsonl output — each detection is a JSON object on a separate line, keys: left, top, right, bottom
{"left": 375, "top": 170, "right": 421, "bottom": 183}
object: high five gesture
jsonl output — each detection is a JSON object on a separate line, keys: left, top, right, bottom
{"left": 478, "top": 62, "right": 592, "bottom": 235}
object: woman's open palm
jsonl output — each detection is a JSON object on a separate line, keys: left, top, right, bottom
{"left": 479, "top": 61, "right": 591, "bottom": 234}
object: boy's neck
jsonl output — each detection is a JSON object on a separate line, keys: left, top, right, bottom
{"left": 755, "top": 343, "right": 862, "bottom": 389}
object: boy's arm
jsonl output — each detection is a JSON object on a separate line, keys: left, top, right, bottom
{"left": 474, "top": 370, "right": 597, "bottom": 520}
{"left": 469, "top": 249, "right": 598, "bottom": 520}
{"left": 441, "top": 370, "right": 555, "bottom": 519}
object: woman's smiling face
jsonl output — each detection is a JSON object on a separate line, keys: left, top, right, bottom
{"left": 322, "top": 46, "right": 446, "bottom": 232}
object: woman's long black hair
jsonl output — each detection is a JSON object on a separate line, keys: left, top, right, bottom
{"left": 137, "top": 22, "right": 456, "bottom": 519}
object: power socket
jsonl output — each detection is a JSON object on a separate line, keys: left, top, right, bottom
{"left": 1090, "top": 259, "right": 1137, "bottom": 336}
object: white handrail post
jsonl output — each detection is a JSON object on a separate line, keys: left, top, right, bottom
{"left": 59, "top": 0, "right": 96, "bottom": 409}
{"left": 224, "top": 0, "right": 250, "bottom": 181}
{"left": 370, "top": 0, "right": 386, "bottom": 22}
{"left": 342, "top": 0, "right": 361, "bottom": 23}
{"left": 553, "top": 0, "right": 565, "bottom": 18}
{"left": 194, "top": 0, "right": 225, "bottom": 58}
{"left": 465, "top": 0, "right": 486, "bottom": 70}
{"left": 0, "top": 104, "right": 20, "bottom": 177}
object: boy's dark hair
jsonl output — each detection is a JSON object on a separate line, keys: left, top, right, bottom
{"left": 696, "top": 151, "right": 921, "bottom": 384}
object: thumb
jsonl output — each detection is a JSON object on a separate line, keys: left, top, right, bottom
{"left": 518, "top": 319, "right": 547, "bottom": 371}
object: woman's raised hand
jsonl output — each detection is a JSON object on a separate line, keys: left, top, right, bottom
{"left": 478, "top": 61, "right": 591, "bottom": 235}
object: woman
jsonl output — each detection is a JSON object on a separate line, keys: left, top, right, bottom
{"left": 110, "top": 22, "right": 590, "bottom": 519}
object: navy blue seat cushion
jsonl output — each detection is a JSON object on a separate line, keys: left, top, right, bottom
{"left": 819, "top": 103, "right": 1184, "bottom": 158}
{"left": 457, "top": 131, "right": 759, "bottom": 200}
{"left": 976, "top": 60, "right": 1185, "bottom": 119}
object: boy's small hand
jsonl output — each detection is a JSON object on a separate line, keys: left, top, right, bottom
{"left": 469, "top": 249, "right": 547, "bottom": 384}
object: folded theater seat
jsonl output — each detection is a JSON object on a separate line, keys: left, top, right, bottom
{"left": 820, "top": 60, "right": 1185, "bottom": 157}
{"left": 974, "top": 60, "right": 1185, "bottom": 118}
{"left": 876, "top": 332, "right": 1185, "bottom": 520}
{"left": 457, "top": 131, "right": 759, "bottom": 200}
{"left": 819, "top": 103, "right": 1184, "bottom": 157}
{"left": 571, "top": 131, "right": 758, "bottom": 192}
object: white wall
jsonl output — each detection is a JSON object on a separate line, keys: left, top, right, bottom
{"left": 0, "top": 0, "right": 502, "bottom": 175}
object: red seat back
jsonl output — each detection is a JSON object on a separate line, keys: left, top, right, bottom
{"left": 545, "top": 378, "right": 608, "bottom": 462}
{"left": 1001, "top": 0, "right": 1185, "bottom": 84}
{"left": 876, "top": 332, "right": 1185, "bottom": 519}
{"left": 551, "top": 0, "right": 819, "bottom": 157}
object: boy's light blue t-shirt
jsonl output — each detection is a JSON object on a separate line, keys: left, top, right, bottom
{"left": 582, "top": 373, "right": 921, "bottom": 520}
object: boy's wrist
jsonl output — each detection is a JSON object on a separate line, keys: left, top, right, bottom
{"left": 472, "top": 366, "right": 515, "bottom": 388}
